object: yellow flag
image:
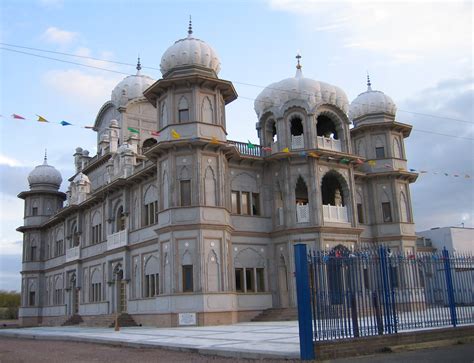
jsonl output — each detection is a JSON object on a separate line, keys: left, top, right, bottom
{"left": 211, "top": 136, "right": 219, "bottom": 144}
{"left": 368, "top": 160, "right": 377, "bottom": 167}
{"left": 308, "top": 152, "right": 319, "bottom": 158}
{"left": 36, "top": 114, "right": 49, "bottom": 122}
{"left": 282, "top": 147, "right": 290, "bottom": 153}
{"left": 171, "top": 129, "right": 181, "bottom": 139}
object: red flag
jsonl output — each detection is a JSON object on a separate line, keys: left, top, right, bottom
{"left": 150, "top": 131, "right": 160, "bottom": 137}
{"left": 12, "top": 113, "right": 25, "bottom": 120}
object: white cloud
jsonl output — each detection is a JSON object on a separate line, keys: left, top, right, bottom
{"left": 268, "top": 1, "right": 472, "bottom": 62}
{"left": 42, "top": 69, "right": 121, "bottom": 108}
{"left": 0, "top": 154, "right": 24, "bottom": 167}
{"left": 41, "top": 26, "right": 78, "bottom": 45}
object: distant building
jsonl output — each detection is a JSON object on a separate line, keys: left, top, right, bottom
{"left": 417, "top": 227, "right": 474, "bottom": 253}
{"left": 17, "top": 22, "right": 418, "bottom": 327}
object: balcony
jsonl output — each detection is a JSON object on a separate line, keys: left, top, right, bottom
{"left": 291, "top": 135, "right": 304, "bottom": 149}
{"left": 107, "top": 229, "right": 128, "bottom": 251}
{"left": 296, "top": 204, "right": 309, "bottom": 223}
{"left": 66, "top": 246, "right": 80, "bottom": 262}
{"left": 323, "top": 205, "right": 349, "bottom": 223}
{"left": 317, "top": 136, "right": 341, "bottom": 152}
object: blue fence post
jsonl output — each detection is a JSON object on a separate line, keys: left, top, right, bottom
{"left": 442, "top": 247, "right": 457, "bottom": 327}
{"left": 294, "top": 244, "right": 315, "bottom": 360}
{"left": 379, "top": 246, "right": 392, "bottom": 334}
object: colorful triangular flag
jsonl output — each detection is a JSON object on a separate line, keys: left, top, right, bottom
{"left": 247, "top": 140, "right": 255, "bottom": 149}
{"left": 354, "top": 158, "right": 364, "bottom": 165}
{"left": 211, "top": 136, "right": 219, "bottom": 144}
{"left": 367, "top": 160, "right": 377, "bottom": 167}
{"left": 299, "top": 151, "right": 307, "bottom": 157}
{"left": 308, "top": 152, "right": 319, "bottom": 158}
{"left": 150, "top": 130, "right": 160, "bottom": 137}
{"left": 262, "top": 146, "right": 272, "bottom": 152}
{"left": 340, "top": 158, "right": 350, "bottom": 164}
{"left": 171, "top": 129, "right": 181, "bottom": 139}
{"left": 409, "top": 168, "right": 417, "bottom": 172}
{"left": 127, "top": 127, "right": 139, "bottom": 133}
{"left": 282, "top": 147, "right": 290, "bottom": 153}
{"left": 60, "top": 120, "right": 72, "bottom": 126}
{"left": 12, "top": 113, "right": 25, "bottom": 120}
{"left": 384, "top": 163, "right": 392, "bottom": 168}
{"left": 36, "top": 115, "right": 49, "bottom": 123}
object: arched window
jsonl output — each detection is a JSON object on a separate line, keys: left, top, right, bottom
{"left": 162, "top": 171, "right": 169, "bottom": 210}
{"left": 316, "top": 115, "right": 338, "bottom": 139}
{"left": 290, "top": 116, "right": 304, "bottom": 149}
{"left": 116, "top": 205, "right": 125, "bottom": 232}
{"left": 31, "top": 200, "right": 39, "bottom": 216}
{"left": 144, "top": 256, "right": 159, "bottom": 297}
{"left": 204, "top": 166, "right": 217, "bottom": 206}
{"left": 143, "top": 185, "right": 158, "bottom": 226}
{"left": 265, "top": 119, "right": 277, "bottom": 146}
{"left": 234, "top": 248, "right": 265, "bottom": 293}
{"left": 70, "top": 221, "right": 79, "bottom": 247}
{"left": 90, "top": 268, "right": 102, "bottom": 302}
{"left": 356, "top": 139, "right": 366, "bottom": 158}
{"left": 356, "top": 190, "right": 365, "bottom": 224}
{"left": 178, "top": 96, "right": 190, "bottom": 123}
{"left": 91, "top": 211, "right": 102, "bottom": 245}
{"left": 321, "top": 171, "right": 350, "bottom": 222}
{"left": 201, "top": 97, "right": 213, "bottom": 123}
{"left": 142, "top": 138, "right": 157, "bottom": 152}
{"left": 381, "top": 190, "right": 392, "bottom": 222}
{"left": 182, "top": 251, "right": 193, "bottom": 292}
{"left": 179, "top": 166, "right": 191, "bottom": 207}
{"left": 295, "top": 176, "right": 309, "bottom": 223}
{"left": 55, "top": 228, "right": 64, "bottom": 257}
{"left": 375, "top": 136, "right": 385, "bottom": 158}
{"left": 53, "top": 276, "right": 63, "bottom": 305}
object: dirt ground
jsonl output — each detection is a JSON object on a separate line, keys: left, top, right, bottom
{"left": 0, "top": 337, "right": 288, "bottom": 363}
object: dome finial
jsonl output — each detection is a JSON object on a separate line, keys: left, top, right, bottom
{"left": 188, "top": 15, "right": 193, "bottom": 37}
{"left": 136, "top": 56, "right": 142, "bottom": 72}
{"left": 367, "top": 72, "right": 372, "bottom": 91}
{"left": 296, "top": 51, "right": 302, "bottom": 70}
{"left": 43, "top": 149, "right": 48, "bottom": 165}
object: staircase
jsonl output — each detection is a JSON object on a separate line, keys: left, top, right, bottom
{"left": 108, "top": 313, "right": 139, "bottom": 328}
{"left": 62, "top": 314, "right": 83, "bottom": 326}
{"left": 251, "top": 308, "right": 298, "bottom": 322}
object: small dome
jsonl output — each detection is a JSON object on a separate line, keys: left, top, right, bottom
{"left": 160, "top": 21, "right": 221, "bottom": 77}
{"left": 254, "top": 66, "right": 349, "bottom": 119}
{"left": 28, "top": 156, "right": 62, "bottom": 190}
{"left": 111, "top": 59, "right": 155, "bottom": 106}
{"left": 349, "top": 78, "right": 397, "bottom": 121}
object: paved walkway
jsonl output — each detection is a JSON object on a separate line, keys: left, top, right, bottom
{"left": 0, "top": 321, "right": 300, "bottom": 359}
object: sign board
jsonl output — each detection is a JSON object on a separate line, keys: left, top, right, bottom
{"left": 178, "top": 312, "right": 197, "bottom": 326}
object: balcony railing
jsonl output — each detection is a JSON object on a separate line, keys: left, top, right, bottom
{"left": 228, "top": 140, "right": 263, "bottom": 157}
{"left": 296, "top": 204, "right": 309, "bottom": 223}
{"left": 107, "top": 229, "right": 128, "bottom": 251}
{"left": 291, "top": 135, "right": 304, "bottom": 149}
{"left": 317, "top": 136, "right": 342, "bottom": 152}
{"left": 323, "top": 204, "right": 349, "bottom": 222}
{"left": 66, "top": 246, "right": 80, "bottom": 262}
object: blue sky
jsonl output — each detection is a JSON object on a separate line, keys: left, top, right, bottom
{"left": 0, "top": 0, "right": 473, "bottom": 291}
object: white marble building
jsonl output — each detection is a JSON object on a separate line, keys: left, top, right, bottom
{"left": 18, "top": 24, "right": 418, "bottom": 327}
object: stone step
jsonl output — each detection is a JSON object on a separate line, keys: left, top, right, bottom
{"left": 251, "top": 308, "right": 298, "bottom": 322}
{"left": 62, "top": 314, "right": 83, "bottom": 326}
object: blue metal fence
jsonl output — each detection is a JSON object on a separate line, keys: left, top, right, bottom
{"left": 305, "top": 246, "right": 474, "bottom": 341}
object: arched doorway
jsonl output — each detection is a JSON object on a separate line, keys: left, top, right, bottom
{"left": 69, "top": 273, "right": 79, "bottom": 315}
{"left": 113, "top": 263, "right": 126, "bottom": 313}
{"left": 316, "top": 114, "right": 342, "bottom": 152}
{"left": 321, "top": 172, "right": 349, "bottom": 222}
{"left": 290, "top": 116, "right": 304, "bottom": 149}
{"left": 295, "top": 176, "right": 309, "bottom": 223}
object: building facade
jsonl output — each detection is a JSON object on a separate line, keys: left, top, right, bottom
{"left": 18, "top": 25, "right": 418, "bottom": 326}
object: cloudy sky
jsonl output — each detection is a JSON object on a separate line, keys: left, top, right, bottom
{"left": 0, "top": 0, "right": 472, "bottom": 291}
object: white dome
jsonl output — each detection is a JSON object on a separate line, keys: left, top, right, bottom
{"left": 160, "top": 29, "right": 221, "bottom": 77}
{"left": 349, "top": 83, "right": 397, "bottom": 121}
{"left": 254, "top": 68, "right": 349, "bottom": 119}
{"left": 111, "top": 62, "right": 155, "bottom": 106}
{"left": 28, "top": 157, "right": 62, "bottom": 190}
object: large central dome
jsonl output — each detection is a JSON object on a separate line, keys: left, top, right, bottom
{"left": 160, "top": 21, "right": 221, "bottom": 77}
{"left": 254, "top": 62, "right": 349, "bottom": 119}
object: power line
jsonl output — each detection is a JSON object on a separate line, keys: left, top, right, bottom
{"left": 1, "top": 44, "right": 474, "bottom": 141}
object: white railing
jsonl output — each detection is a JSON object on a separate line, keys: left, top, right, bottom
{"left": 317, "top": 136, "right": 342, "bottom": 152}
{"left": 107, "top": 229, "right": 128, "bottom": 251}
{"left": 66, "top": 246, "right": 80, "bottom": 262}
{"left": 296, "top": 204, "right": 309, "bottom": 223}
{"left": 291, "top": 135, "right": 304, "bottom": 149}
{"left": 323, "top": 204, "right": 349, "bottom": 222}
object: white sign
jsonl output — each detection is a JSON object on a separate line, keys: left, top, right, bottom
{"left": 178, "top": 312, "right": 197, "bottom": 326}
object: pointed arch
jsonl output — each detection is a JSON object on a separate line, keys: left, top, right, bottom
{"left": 393, "top": 137, "right": 402, "bottom": 159}
{"left": 161, "top": 100, "right": 168, "bottom": 127}
{"left": 144, "top": 255, "right": 159, "bottom": 297}
{"left": 400, "top": 191, "right": 409, "bottom": 222}
{"left": 144, "top": 255, "right": 159, "bottom": 275}
{"left": 204, "top": 166, "right": 217, "bottom": 206}
{"left": 178, "top": 96, "right": 190, "bottom": 122}
{"left": 162, "top": 170, "right": 169, "bottom": 210}
{"left": 356, "top": 139, "right": 366, "bottom": 157}
{"left": 182, "top": 250, "right": 192, "bottom": 265}
{"left": 179, "top": 166, "right": 191, "bottom": 180}
{"left": 207, "top": 249, "right": 220, "bottom": 292}
{"left": 375, "top": 136, "right": 385, "bottom": 158}
{"left": 201, "top": 96, "right": 213, "bottom": 123}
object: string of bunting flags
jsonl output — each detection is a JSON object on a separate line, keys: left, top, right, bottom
{"left": 2, "top": 114, "right": 471, "bottom": 179}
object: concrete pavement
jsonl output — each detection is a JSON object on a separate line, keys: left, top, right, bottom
{"left": 0, "top": 321, "right": 301, "bottom": 360}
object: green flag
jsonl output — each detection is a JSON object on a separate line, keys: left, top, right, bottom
{"left": 128, "top": 127, "right": 139, "bottom": 133}
{"left": 247, "top": 140, "right": 255, "bottom": 149}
